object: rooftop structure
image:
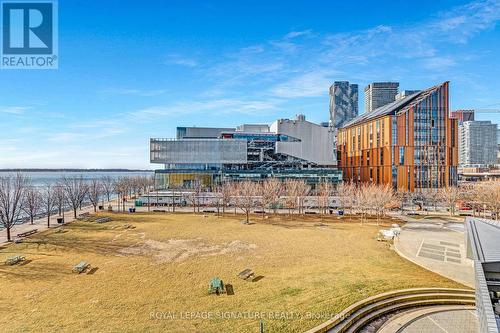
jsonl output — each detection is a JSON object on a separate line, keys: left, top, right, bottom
{"left": 451, "top": 110, "right": 475, "bottom": 122}
{"left": 395, "top": 90, "right": 420, "bottom": 101}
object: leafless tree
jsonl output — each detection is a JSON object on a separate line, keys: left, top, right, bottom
{"left": 438, "top": 186, "right": 460, "bottom": 216}
{"left": 53, "top": 184, "right": 65, "bottom": 217}
{"left": 317, "top": 181, "right": 332, "bottom": 217}
{"left": 372, "top": 184, "right": 394, "bottom": 224}
{"left": 218, "top": 182, "right": 233, "bottom": 214}
{"left": 23, "top": 183, "right": 41, "bottom": 225}
{"left": 337, "top": 181, "right": 356, "bottom": 219}
{"left": 261, "top": 178, "right": 282, "bottom": 215}
{"left": 40, "top": 183, "right": 56, "bottom": 227}
{"left": 100, "top": 175, "right": 114, "bottom": 202}
{"left": 0, "top": 173, "right": 27, "bottom": 242}
{"left": 87, "top": 179, "right": 102, "bottom": 212}
{"left": 232, "top": 181, "right": 259, "bottom": 224}
{"left": 62, "top": 176, "right": 88, "bottom": 218}
{"left": 284, "top": 179, "right": 309, "bottom": 218}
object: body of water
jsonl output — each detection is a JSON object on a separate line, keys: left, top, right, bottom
{"left": 0, "top": 171, "right": 153, "bottom": 187}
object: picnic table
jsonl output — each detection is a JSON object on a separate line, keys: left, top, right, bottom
{"left": 238, "top": 268, "right": 256, "bottom": 281}
{"left": 95, "top": 217, "right": 112, "bottom": 223}
{"left": 77, "top": 212, "right": 90, "bottom": 220}
{"left": 16, "top": 229, "right": 38, "bottom": 238}
{"left": 5, "top": 255, "right": 25, "bottom": 265}
{"left": 73, "top": 261, "right": 90, "bottom": 274}
{"left": 208, "top": 277, "right": 226, "bottom": 294}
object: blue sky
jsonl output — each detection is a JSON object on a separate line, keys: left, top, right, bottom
{"left": 1, "top": 0, "right": 500, "bottom": 169}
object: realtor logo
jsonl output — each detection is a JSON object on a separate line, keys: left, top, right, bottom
{"left": 1, "top": 0, "right": 58, "bottom": 69}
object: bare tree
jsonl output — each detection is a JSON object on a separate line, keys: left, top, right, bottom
{"left": 317, "top": 181, "right": 332, "bottom": 217}
{"left": 218, "top": 182, "right": 233, "bottom": 214}
{"left": 261, "top": 178, "right": 282, "bottom": 215}
{"left": 232, "top": 181, "right": 259, "bottom": 224}
{"left": 40, "top": 183, "right": 56, "bottom": 228}
{"left": 62, "top": 176, "right": 88, "bottom": 218}
{"left": 372, "top": 184, "right": 394, "bottom": 224}
{"left": 23, "top": 183, "right": 41, "bottom": 225}
{"left": 438, "top": 186, "right": 460, "bottom": 216}
{"left": 284, "top": 179, "right": 309, "bottom": 218}
{"left": 337, "top": 181, "right": 356, "bottom": 219}
{"left": 53, "top": 184, "right": 65, "bottom": 217}
{"left": 0, "top": 173, "right": 27, "bottom": 242}
{"left": 87, "top": 179, "right": 102, "bottom": 212}
{"left": 101, "top": 175, "right": 114, "bottom": 202}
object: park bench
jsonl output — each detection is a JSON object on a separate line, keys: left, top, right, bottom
{"left": 5, "top": 255, "right": 25, "bottom": 266}
{"left": 16, "top": 229, "right": 38, "bottom": 238}
{"left": 202, "top": 209, "right": 216, "bottom": 213}
{"left": 152, "top": 209, "right": 165, "bottom": 212}
{"left": 208, "top": 277, "right": 226, "bottom": 294}
{"left": 237, "top": 268, "right": 255, "bottom": 281}
{"left": 95, "top": 217, "right": 112, "bottom": 223}
{"left": 305, "top": 211, "right": 317, "bottom": 214}
{"left": 77, "top": 212, "right": 91, "bottom": 220}
{"left": 72, "top": 261, "right": 90, "bottom": 274}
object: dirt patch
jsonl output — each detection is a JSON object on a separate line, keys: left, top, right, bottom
{"left": 118, "top": 238, "right": 257, "bottom": 263}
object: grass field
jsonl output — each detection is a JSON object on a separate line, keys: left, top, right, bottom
{"left": 0, "top": 213, "right": 463, "bottom": 333}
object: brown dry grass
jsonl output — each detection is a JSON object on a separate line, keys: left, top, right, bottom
{"left": 0, "top": 213, "right": 463, "bottom": 333}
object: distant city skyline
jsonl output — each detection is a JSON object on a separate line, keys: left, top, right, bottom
{"left": 1, "top": 0, "right": 500, "bottom": 168}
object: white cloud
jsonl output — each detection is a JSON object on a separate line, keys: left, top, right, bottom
{"left": 0, "top": 106, "right": 31, "bottom": 114}
{"left": 165, "top": 54, "right": 198, "bottom": 67}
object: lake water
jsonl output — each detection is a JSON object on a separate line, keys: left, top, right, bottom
{"left": 0, "top": 171, "right": 153, "bottom": 187}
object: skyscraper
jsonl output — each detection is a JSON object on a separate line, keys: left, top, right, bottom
{"left": 364, "top": 82, "right": 399, "bottom": 113}
{"left": 458, "top": 121, "right": 497, "bottom": 166}
{"left": 329, "top": 81, "right": 358, "bottom": 129}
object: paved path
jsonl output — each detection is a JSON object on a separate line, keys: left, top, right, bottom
{"left": 399, "top": 308, "right": 478, "bottom": 333}
{"left": 0, "top": 198, "right": 135, "bottom": 245}
{"left": 393, "top": 214, "right": 475, "bottom": 287}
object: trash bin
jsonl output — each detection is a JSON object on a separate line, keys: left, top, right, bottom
{"left": 98, "top": 205, "right": 104, "bottom": 210}
{"left": 338, "top": 210, "right": 344, "bottom": 216}
{"left": 129, "top": 208, "right": 136, "bottom": 213}
{"left": 108, "top": 205, "right": 113, "bottom": 212}
{"left": 57, "top": 217, "right": 64, "bottom": 224}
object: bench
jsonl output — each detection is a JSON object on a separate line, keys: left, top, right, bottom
{"left": 77, "top": 212, "right": 91, "bottom": 220}
{"left": 208, "top": 277, "right": 226, "bottom": 294}
{"left": 73, "top": 261, "right": 90, "bottom": 274}
{"left": 152, "top": 209, "right": 166, "bottom": 212}
{"left": 238, "top": 268, "right": 255, "bottom": 281}
{"left": 95, "top": 217, "right": 112, "bottom": 224}
{"left": 202, "top": 209, "right": 216, "bottom": 213}
{"left": 305, "top": 211, "right": 317, "bottom": 214}
{"left": 5, "top": 255, "right": 25, "bottom": 265}
{"left": 16, "top": 229, "right": 38, "bottom": 238}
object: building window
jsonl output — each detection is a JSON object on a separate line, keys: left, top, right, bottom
{"left": 399, "top": 147, "right": 404, "bottom": 165}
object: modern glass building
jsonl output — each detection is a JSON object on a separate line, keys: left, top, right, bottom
{"left": 329, "top": 81, "right": 359, "bottom": 129}
{"left": 458, "top": 121, "right": 498, "bottom": 167}
{"left": 151, "top": 115, "right": 342, "bottom": 190}
{"left": 337, "top": 81, "right": 458, "bottom": 191}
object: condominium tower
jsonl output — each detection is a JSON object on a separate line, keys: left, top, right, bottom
{"left": 364, "top": 82, "right": 399, "bottom": 113}
{"left": 329, "top": 81, "right": 359, "bottom": 129}
{"left": 337, "top": 82, "right": 458, "bottom": 191}
{"left": 458, "top": 121, "right": 498, "bottom": 166}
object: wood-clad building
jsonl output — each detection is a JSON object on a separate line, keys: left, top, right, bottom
{"left": 337, "top": 82, "right": 458, "bottom": 192}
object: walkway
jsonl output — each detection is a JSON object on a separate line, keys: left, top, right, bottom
{"left": 393, "top": 214, "right": 475, "bottom": 287}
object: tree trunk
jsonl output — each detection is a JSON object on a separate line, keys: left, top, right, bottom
{"left": 246, "top": 210, "right": 249, "bottom": 224}
{"left": 47, "top": 214, "right": 51, "bottom": 228}
{"left": 73, "top": 208, "right": 77, "bottom": 219}
{"left": 6, "top": 227, "right": 11, "bottom": 242}
{"left": 30, "top": 216, "right": 34, "bottom": 224}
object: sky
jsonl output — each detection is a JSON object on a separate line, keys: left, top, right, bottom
{"left": 1, "top": 0, "right": 500, "bottom": 169}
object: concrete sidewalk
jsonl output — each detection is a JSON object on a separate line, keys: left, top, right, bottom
{"left": 393, "top": 215, "right": 474, "bottom": 287}
{"left": 0, "top": 198, "right": 131, "bottom": 245}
